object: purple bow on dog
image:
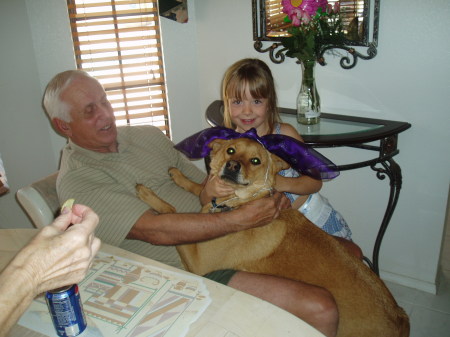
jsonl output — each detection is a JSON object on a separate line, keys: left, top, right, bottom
{"left": 174, "top": 127, "right": 339, "bottom": 180}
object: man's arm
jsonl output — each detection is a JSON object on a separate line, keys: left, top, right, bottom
{"left": 127, "top": 191, "right": 287, "bottom": 245}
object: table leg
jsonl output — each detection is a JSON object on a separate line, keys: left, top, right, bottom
{"left": 370, "top": 158, "right": 403, "bottom": 275}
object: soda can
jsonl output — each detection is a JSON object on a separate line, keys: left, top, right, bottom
{"left": 46, "top": 284, "right": 87, "bottom": 337}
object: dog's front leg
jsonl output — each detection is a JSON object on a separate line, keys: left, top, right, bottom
{"left": 136, "top": 184, "right": 176, "bottom": 214}
{"left": 168, "top": 167, "right": 203, "bottom": 196}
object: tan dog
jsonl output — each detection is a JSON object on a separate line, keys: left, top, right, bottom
{"left": 137, "top": 137, "right": 409, "bottom": 337}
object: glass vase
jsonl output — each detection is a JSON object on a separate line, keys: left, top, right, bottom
{"left": 297, "top": 60, "right": 321, "bottom": 125}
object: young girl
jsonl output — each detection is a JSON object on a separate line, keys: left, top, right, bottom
{"left": 205, "top": 58, "right": 356, "bottom": 246}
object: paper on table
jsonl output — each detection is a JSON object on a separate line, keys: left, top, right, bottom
{"left": 18, "top": 252, "right": 211, "bottom": 337}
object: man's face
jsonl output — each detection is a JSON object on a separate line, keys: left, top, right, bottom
{"left": 58, "top": 76, "right": 118, "bottom": 153}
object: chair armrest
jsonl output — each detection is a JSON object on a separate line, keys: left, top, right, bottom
{"left": 17, "top": 186, "right": 56, "bottom": 228}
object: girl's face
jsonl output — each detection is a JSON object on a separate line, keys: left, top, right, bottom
{"left": 228, "top": 87, "right": 270, "bottom": 136}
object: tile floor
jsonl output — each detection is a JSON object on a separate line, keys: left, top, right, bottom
{"left": 384, "top": 270, "right": 450, "bottom": 337}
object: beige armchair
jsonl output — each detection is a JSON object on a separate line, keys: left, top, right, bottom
{"left": 16, "top": 172, "right": 59, "bottom": 228}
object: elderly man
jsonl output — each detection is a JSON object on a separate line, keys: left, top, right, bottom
{"left": 43, "top": 70, "right": 339, "bottom": 337}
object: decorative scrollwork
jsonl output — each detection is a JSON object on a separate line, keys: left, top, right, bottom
{"left": 371, "top": 162, "right": 389, "bottom": 181}
{"left": 369, "top": 158, "right": 403, "bottom": 275}
{"left": 318, "top": 42, "right": 377, "bottom": 69}
{"left": 371, "top": 159, "right": 402, "bottom": 190}
{"left": 253, "top": 41, "right": 286, "bottom": 64}
{"left": 254, "top": 40, "right": 377, "bottom": 70}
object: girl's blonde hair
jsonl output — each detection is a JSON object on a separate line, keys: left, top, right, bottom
{"left": 222, "top": 58, "right": 280, "bottom": 132}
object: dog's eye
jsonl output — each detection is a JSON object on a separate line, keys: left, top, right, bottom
{"left": 250, "top": 158, "right": 261, "bottom": 165}
{"left": 227, "top": 148, "right": 235, "bottom": 155}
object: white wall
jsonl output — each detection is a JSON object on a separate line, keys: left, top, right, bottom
{"left": 0, "top": 0, "right": 59, "bottom": 228}
{"left": 159, "top": 4, "right": 204, "bottom": 143}
{"left": 0, "top": 0, "right": 449, "bottom": 293}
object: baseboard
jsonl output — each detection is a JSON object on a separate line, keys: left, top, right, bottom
{"left": 380, "top": 269, "right": 438, "bottom": 294}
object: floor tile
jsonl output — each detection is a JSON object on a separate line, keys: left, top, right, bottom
{"left": 386, "top": 273, "right": 450, "bottom": 337}
{"left": 395, "top": 299, "right": 414, "bottom": 316}
{"left": 385, "top": 280, "right": 420, "bottom": 304}
{"left": 413, "top": 276, "right": 450, "bottom": 313}
{"left": 409, "top": 306, "right": 450, "bottom": 337}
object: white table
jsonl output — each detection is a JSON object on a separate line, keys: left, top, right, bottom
{"left": 1, "top": 229, "right": 324, "bottom": 337}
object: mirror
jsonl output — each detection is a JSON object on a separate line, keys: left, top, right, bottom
{"left": 252, "top": 0, "right": 379, "bottom": 68}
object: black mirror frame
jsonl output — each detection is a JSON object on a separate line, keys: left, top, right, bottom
{"left": 252, "top": 0, "right": 380, "bottom": 69}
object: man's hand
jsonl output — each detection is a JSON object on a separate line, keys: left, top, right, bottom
{"left": 230, "top": 191, "right": 290, "bottom": 230}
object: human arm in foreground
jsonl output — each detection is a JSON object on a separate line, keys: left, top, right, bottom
{"left": 0, "top": 204, "right": 101, "bottom": 337}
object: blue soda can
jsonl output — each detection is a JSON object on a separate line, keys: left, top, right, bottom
{"left": 45, "top": 284, "right": 87, "bottom": 337}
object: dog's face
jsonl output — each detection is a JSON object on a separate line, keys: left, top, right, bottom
{"left": 208, "top": 138, "right": 289, "bottom": 199}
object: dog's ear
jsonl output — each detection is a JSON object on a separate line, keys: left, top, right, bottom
{"left": 208, "top": 139, "right": 228, "bottom": 153}
{"left": 271, "top": 153, "right": 290, "bottom": 172}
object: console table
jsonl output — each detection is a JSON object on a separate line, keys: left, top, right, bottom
{"left": 206, "top": 100, "right": 411, "bottom": 275}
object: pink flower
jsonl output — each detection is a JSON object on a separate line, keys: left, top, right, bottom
{"left": 300, "top": 10, "right": 311, "bottom": 24}
{"left": 282, "top": 0, "right": 297, "bottom": 16}
{"left": 289, "top": 8, "right": 303, "bottom": 26}
{"left": 300, "top": 0, "right": 328, "bottom": 16}
{"left": 282, "top": 0, "right": 329, "bottom": 20}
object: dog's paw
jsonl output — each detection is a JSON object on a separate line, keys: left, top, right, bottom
{"left": 136, "top": 184, "right": 158, "bottom": 205}
{"left": 168, "top": 167, "right": 184, "bottom": 183}
{"left": 136, "top": 184, "right": 176, "bottom": 213}
{"left": 136, "top": 183, "right": 149, "bottom": 198}
{"left": 168, "top": 167, "right": 203, "bottom": 197}
{"left": 168, "top": 167, "right": 180, "bottom": 177}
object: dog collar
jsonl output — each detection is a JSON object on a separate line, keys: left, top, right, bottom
{"left": 210, "top": 197, "right": 233, "bottom": 213}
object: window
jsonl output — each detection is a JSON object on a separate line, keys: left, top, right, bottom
{"left": 66, "top": 0, "right": 170, "bottom": 136}
{"left": 265, "top": 0, "right": 290, "bottom": 37}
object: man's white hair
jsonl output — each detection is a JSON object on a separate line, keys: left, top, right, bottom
{"left": 43, "top": 70, "right": 95, "bottom": 122}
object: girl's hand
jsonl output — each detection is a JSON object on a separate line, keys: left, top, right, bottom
{"left": 200, "top": 175, "right": 235, "bottom": 205}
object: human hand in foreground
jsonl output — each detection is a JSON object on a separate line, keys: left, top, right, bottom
{"left": 0, "top": 203, "right": 101, "bottom": 337}
{"left": 5, "top": 203, "right": 101, "bottom": 296}
{"left": 27, "top": 203, "right": 101, "bottom": 295}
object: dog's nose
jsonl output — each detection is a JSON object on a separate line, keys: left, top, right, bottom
{"left": 226, "top": 160, "right": 241, "bottom": 172}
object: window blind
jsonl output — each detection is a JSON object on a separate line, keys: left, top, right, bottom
{"left": 67, "top": 0, "right": 170, "bottom": 136}
{"left": 265, "top": 1, "right": 290, "bottom": 37}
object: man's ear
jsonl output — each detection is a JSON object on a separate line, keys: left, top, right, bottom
{"left": 52, "top": 118, "right": 72, "bottom": 137}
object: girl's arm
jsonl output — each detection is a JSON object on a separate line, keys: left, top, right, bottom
{"left": 273, "top": 123, "right": 323, "bottom": 196}
{"left": 280, "top": 122, "right": 305, "bottom": 142}
{"left": 199, "top": 175, "right": 235, "bottom": 206}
